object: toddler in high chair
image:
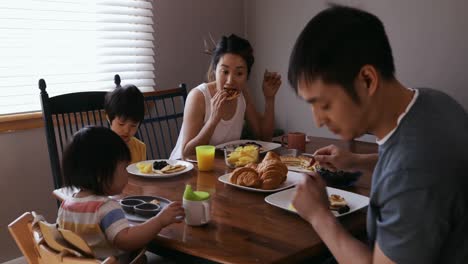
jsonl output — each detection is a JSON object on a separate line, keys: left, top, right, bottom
{"left": 57, "top": 126, "right": 185, "bottom": 262}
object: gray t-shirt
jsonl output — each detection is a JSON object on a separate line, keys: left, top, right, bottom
{"left": 367, "top": 88, "right": 468, "bottom": 263}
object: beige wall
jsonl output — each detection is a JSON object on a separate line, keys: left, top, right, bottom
{"left": 245, "top": 0, "right": 468, "bottom": 142}
{"left": 154, "top": 0, "right": 245, "bottom": 91}
{"left": 0, "top": 128, "right": 57, "bottom": 262}
{"left": 0, "top": 1, "right": 245, "bottom": 262}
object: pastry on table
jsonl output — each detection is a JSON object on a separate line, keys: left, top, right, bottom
{"left": 229, "top": 151, "right": 287, "bottom": 190}
{"left": 229, "top": 167, "right": 261, "bottom": 188}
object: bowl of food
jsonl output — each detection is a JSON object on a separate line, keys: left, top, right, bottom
{"left": 134, "top": 202, "right": 161, "bottom": 217}
{"left": 316, "top": 165, "right": 362, "bottom": 188}
{"left": 224, "top": 144, "right": 259, "bottom": 168}
{"left": 120, "top": 199, "right": 145, "bottom": 214}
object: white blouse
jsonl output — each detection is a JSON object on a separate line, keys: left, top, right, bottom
{"left": 170, "top": 83, "right": 246, "bottom": 160}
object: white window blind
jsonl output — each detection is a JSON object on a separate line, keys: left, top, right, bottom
{"left": 0, "top": 0, "right": 155, "bottom": 115}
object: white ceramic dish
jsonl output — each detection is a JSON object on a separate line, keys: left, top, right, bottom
{"left": 215, "top": 140, "right": 281, "bottom": 153}
{"left": 218, "top": 171, "right": 303, "bottom": 193}
{"left": 126, "top": 159, "right": 194, "bottom": 178}
{"left": 264, "top": 187, "right": 369, "bottom": 217}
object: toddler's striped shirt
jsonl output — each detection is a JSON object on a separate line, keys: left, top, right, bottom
{"left": 57, "top": 194, "right": 129, "bottom": 258}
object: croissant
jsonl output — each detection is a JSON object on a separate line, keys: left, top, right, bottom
{"left": 229, "top": 151, "right": 288, "bottom": 190}
{"left": 229, "top": 167, "right": 261, "bottom": 188}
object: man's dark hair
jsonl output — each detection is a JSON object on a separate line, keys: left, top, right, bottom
{"left": 105, "top": 84, "right": 145, "bottom": 123}
{"left": 207, "top": 34, "right": 255, "bottom": 82}
{"left": 62, "top": 126, "right": 131, "bottom": 195}
{"left": 288, "top": 5, "right": 395, "bottom": 102}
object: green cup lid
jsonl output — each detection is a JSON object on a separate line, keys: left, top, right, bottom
{"left": 183, "top": 185, "right": 210, "bottom": 201}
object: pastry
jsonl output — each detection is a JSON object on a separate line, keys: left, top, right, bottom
{"left": 154, "top": 164, "right": 186, "bottom": 174}
{"left": 224, "top": 87, "right": 240, "bottom": 100}
{"left": 329, "top": 194, "right": 350, "bottom": 214}
{"left": 229, "top": 151, "right": 287, "bottom": 190}
{"left": 280, "top": 155, "right": 318, "bottom": 172}
{"left": 298, "top": 156, "right": 318, "bottom": 171}
{"left": 229, "top": 167, "right": 261, "bottom": 187}
{"left": 280, "top": 156, "right": 302, "bottom": 167}
{"left": 245, "top": 163, "right": 258, "bottom": 170}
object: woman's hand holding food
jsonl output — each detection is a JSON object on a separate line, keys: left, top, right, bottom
{"left": 210, "top": 89, "right": 230, "bottom": 122}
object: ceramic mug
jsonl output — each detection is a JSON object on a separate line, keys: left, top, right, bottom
{"left": 182, "top": 198, "right": 211, "bottom": 226}
{"left": 281, "top": 132, "right": 306, "bottom": 152}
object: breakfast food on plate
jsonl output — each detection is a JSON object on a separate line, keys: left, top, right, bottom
{"left": 150, "top": 199, "right": 160, "bottom": 205}
{"left": 137, "top": 161, "right": 186, "bottom": 175}
{"left": 136, "top": 162, "right": 153, "bottom": 173}
{"left": 153, "top": 164, "right": 187, "bottom": 174}
{"left": 240, "top": 141, "right": 263, "bottom": 152}
{"left": 288, "top": 203, "right": 297, "bottom": 212}
{"left": 280, "top": 156, "right": 302, "bottom": 167}
{"left": 225, "top": 145, "right": 259, "bottom": 167}
{"left": 153, "top": 160, "right": 168, "bottom": 170}
{"left": 299, "top": 155, "right": 317, "bottom": 171}
{"left": 224, "top": 86, "right": 240, "bottom": 100}
{"left": 229, "top": 151, "right": 288, "bottom": 190}
{"left": 230, "top": 167, "right": 261, "bottom": 188}
{"left": 280, "top": 155, "right": 318, "bottom": 172}
{"left": 288, "top": 195, "right": 349, "bottom": 214}
{"left": 329, "top": 194, "right": 350, "bottom": 214}
{"left": 245, "top": 163, "right": 258, "bottom": 170}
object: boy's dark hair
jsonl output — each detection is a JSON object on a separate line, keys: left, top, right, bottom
{"left": 207, "top": 34, "right": 255, "bottom": 82}
{"left": 288, "top": 5, "right": 395, "bottom": 102}
{"left": 105, "top": 84, "right": 145, "bottom": 123}
{"left": 62, "top": 126, "right": 131, "bottom": 195}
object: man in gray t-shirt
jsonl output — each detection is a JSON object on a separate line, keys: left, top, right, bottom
{"left": 287, "top": 4, "right": 468, "bottom": 264}
{"left": 367, "top": 88, "right": 468, "bottom": 263}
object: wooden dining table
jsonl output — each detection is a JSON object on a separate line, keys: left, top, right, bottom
{"left": 121, "top": 136, "right": 378, "bottom": 264}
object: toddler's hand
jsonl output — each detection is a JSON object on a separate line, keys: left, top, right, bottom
{"left": 156, "top": 201, "right": 185, "bottom": 227}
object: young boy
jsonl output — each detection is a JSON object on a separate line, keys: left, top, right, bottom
{"left": 105, "top": 84, "right": 146, "bottom": 164}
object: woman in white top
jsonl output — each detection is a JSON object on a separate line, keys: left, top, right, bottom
{"left": 170, "top": 34, "right": 281, "bottom": 159}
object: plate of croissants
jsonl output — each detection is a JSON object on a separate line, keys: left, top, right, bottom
{"left": 218, "top": 151, "right": 303, "bottom": 192}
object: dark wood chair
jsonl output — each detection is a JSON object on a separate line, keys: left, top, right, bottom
{"left": 139, "top": 86, "right": 187, "bottom": 159}
{"left": 42, "top": 76, "right": 187, "bottom": 193}
{"left": 39, "top": 79, "right": 110, "bottom": 191}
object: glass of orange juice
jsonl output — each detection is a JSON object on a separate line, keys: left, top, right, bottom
{"left": 196, "top": 145, "right": 215, "bottom": 171}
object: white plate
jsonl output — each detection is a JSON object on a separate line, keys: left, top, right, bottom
{"left": 265, "top": 187, "right": 369, "bottom": 217}
{"left": 215, "top": 140, "right": 281, "bottom": 153}
{"left": 218, "top": 171, "right": 303, "bottom": 193}
{"left": 126, "top": 159, "right": 194, "bottom": 178}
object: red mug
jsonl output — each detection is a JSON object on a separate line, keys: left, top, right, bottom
{"left": 281, "top": 132, "right": 306, "bottom": 152}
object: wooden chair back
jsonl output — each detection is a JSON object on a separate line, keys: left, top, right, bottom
{"left": 39, "top": 79, "right": 111, "bottom": 190}
{"left": 138, "top": 86, "right": 187, "bottom": 159}
{"left": 8, "top": 212, "right": 119, "bottom": 264}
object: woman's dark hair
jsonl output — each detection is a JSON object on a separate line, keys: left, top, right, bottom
{"left": 207, "top": 34, "right": 255, "bottom": 82}
{"left": 288, "top": 5, "right": 395, "bottom": 102}
{"left": 62, "top": 126, "right": 131, "bottom": 195}
{"left": 105, "top": 84, "right": 145, "bottom": 123}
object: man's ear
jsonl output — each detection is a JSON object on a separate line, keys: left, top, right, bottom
{"left": 359, "top": 65, "right": 379, "bottom": 96}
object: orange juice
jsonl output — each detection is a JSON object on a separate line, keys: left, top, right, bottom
{"left": 196, "top": 145, "right": 215, "bottom": 171}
